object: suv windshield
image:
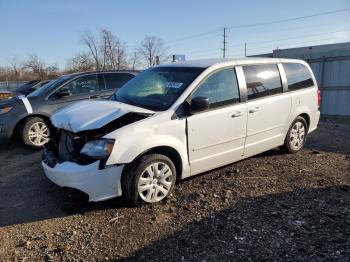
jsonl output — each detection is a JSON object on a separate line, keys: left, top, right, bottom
{"left": 28, "top": 76, "right": 72, "bottom": 97}
{"left": 113, "top": 67, "right": 204, "bottom": 111}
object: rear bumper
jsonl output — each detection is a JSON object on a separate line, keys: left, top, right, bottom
{"left": 309, "top": 110, "right": 320, "bottom": 133}
{"left": 42, "top": 160, "right": 124, "bottom": 202}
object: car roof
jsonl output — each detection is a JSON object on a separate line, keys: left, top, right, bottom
{"left": 159, "top": 57, "right": 306, "bottom": 68}
{"left": 61, "top": 70, "right": 139, "bottom": 78}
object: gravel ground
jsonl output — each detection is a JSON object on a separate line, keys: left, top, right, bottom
{"left": 0, "top": 121, "right": 349, "bottom": 261}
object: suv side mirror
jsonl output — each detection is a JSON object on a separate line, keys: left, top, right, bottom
{"left": 56, "top": 88, "right": 70, "bottom": 98}
{"left": 189, "top": 96, "right": 210, "bottom": 114}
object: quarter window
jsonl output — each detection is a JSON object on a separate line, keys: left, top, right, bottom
{"left": 283, "top": 63, "right": 314, "bottom": 91}
{"left": 243, "top": 64, "right": 282, "bottom": 100}
{"left": 191, "top": 68, "right": 240, "bottom": 109}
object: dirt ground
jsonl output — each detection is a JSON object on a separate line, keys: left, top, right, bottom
{"left": 0, "top": 120, "right": 349, "bottom": 261}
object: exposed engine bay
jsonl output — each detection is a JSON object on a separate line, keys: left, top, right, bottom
{"left": 44, "top": 112, "right": 151, "bottom": 167}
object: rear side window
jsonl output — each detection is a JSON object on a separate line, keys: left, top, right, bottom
{"left": 243, "top": 64, "right": 282, "bottom": 100}
{"left": 104, "top": 73, "right": 134, "bottom": 90}
{"left": 191, "top": 68, "right": 240, "bottom": 109}
{"left": 283, "top": 63, "right": 314, "bottom": 91}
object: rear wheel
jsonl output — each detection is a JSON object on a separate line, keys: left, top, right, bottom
{"left": 282, "top": 116, "right": 308, "bottom": 154}
{"left": 123, "top": 154, "right": 176, "bottom": 205}
{"left": 21, "top": 117, "right": 50, "bottom": 148}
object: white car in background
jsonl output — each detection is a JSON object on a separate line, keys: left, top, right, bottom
{"left": 42, "top": 58, "right": 320, "bottom": 204}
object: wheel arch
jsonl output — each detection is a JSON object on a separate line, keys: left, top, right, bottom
{"left": 13, "top": 113, "right": 52, "bottom": 138}
{"left": 121, "top": 145, "right": 183, "bottom": 184}
{"left": 298, "top": 113, "right": 310, "bottom": 130}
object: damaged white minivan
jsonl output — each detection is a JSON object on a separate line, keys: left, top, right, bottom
{"left": 43, "top": 58, "right": 320, "bottom": 204}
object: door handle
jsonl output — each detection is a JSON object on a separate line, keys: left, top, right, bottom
{"left": 249, "top": 107, "right": 261, "bottom": 113}
{"left": 90, "top": 94, "right": 101, "bottom": 99}
{"left": 231, "top": 111, "right": 244, "bottom": 118}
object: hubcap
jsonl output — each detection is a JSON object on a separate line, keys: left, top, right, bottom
{"left": 138, "top": 162, "right": 174, "bottom": 203}
{"left": 289, "top": 121, "right": 305, "bottom": 151}
{"left": 28, "top": 121, "right": 49, "bottom": 146}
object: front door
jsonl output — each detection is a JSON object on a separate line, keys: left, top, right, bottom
{"left": 48, "top": 73, "right": 103, "bottom": 111}
{"left": 187, "top": 68, "right": 247, "bottom": 175}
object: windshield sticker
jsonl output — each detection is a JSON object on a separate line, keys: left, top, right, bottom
{"left": 165, "top": 82, "right": 183, "bottom": 89}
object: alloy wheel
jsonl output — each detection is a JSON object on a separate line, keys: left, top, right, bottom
{"left": 137, "top": 161, "right": 174, "bottom": 203}
{"left": 289, "top": 121, "right": 305, "bottom": 151}
{"left": 28, "top": 121, "right": 49, "bottom": 146}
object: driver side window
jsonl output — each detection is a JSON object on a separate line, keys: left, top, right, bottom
{"left": 191, "top": 68, "right": 240, "bottom": 109}
{"left": 61, "top": 75, "right": 99, "bottom": 96}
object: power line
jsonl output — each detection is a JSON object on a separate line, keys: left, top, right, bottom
{"left": 184, "top": 29, "right": 350, "bottom": 57}
{"left": 226, "top": 8, "right": 350, "bottom": 29}
{"left": 165, "top": 8, "right": 350, "bottom": 45}
{"left": 164, "top": 29, "right": 221, "bottom": 45}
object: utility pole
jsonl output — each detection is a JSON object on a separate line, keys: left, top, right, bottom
{"left": 245, "top": 42, "right": 247, "bottom": 57}
{"left": 222, "top": 27, "right": 227, "bottom": 58}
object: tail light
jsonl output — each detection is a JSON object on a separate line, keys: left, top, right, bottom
{"left": 317, "top": 89, "right": 321, "bottom": 108}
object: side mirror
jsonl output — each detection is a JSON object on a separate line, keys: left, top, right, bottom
{"left": 56, "top": 88, "right": 70, "bottom": 98}
{"left": 189, "top": 96, "right": 209, "bottom": 114}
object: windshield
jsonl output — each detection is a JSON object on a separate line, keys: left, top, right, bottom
{"left": 113, "top": 67, "right": 204, "bottom": 111}
{"left": 28, "top": 76, "right": 71, "bottom": 97}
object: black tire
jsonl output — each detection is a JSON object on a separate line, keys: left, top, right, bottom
{"left": 281, "top": 116, "right": 308, "bottom": 154}
{"left": 123, "top": 154, "right": 176, "bottom": 205}
{"left": 21, "top": 117, "right": 50, "bottom": 149}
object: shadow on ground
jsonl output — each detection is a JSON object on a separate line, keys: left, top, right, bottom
{"left": 119, "top": 185, "right": 350, "bottom": 261}
{"left": 0, "top": 140, "right": 132, "bottom": 227}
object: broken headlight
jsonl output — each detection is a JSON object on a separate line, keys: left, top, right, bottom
{"left": 80, "top": 139, "right": 115, "bottom": 159}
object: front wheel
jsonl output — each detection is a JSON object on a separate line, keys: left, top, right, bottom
{"left": 123, "top": 154, "right": 176, "bottom": 205}
{"left": 282, "top": 116, "right": 308, "bottom": 154}
{"left": 21, "top": 117, "right": 50, "bottom": 148}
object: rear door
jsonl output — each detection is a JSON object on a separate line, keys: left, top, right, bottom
{"left": 187, "top": 67, "right": 247, "bottom": 175}
{"left": 241, "top": 63, "right": 291, "bottom": 157}
{"left": 47, "top": 73, "right": 102, "bottom": 111}
{"left": 100, "top": 73, "right": 136, "bottom": 98}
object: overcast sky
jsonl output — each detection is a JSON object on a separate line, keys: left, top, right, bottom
{"left": 0, "top": 0, "right": 349, "bottom": 68}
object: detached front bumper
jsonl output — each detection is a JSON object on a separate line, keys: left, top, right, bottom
{"left": 42, "top": 158, "right": 124, "bottom": 202}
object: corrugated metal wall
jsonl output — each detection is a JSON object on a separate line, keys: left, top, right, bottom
{"left": 273, "top": 42, "right": 350, "bottom": 117}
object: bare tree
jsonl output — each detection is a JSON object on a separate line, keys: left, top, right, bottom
{"left": 45, "top": 64, "right": 59, "bottom": 78}
{"left": 22, "top": 54, "right": 46, "bottom": 79}
{"left": 137, "top": 35, "right": 168, "bottom": 67}
{"left": 80, "top": 28, "right": 128, "bottom": 71}
{"left": 81, "top": 29, "right": 101, "bottom": 70}
{"left": 100, "top": 29, "right": 127, "bottom": 70}
{"left": 128, "top": 51, "right": 141, "bottom": 70}
{"left": 66, "top": 52, "right": 95, "bottom": 72}
{"left": 6, "top": 55, "right": 21, "bottom": 82}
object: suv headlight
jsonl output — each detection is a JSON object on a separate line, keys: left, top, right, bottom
{"left": 0, "top": 106, "right": 12, "bottom": 115}
{"left": 80, "top": 139, "right": 115, "bottom": 159}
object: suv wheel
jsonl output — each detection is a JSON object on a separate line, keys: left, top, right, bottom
{"left": 22, "top": 117, "right": 50, "bottom": 148}
{"left": 123, "top": 154, "right": 176, "bottom": 204}
{"left": 282, "top": 116, "right": 308, "bottom": 154}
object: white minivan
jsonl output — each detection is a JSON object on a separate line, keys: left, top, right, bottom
{"left": 43, "top": 58, "right": 320, "bottom": 204}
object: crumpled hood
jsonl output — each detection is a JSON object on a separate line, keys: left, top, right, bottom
{"left": 51, "top": 100, "right": 154, "bottom": 133}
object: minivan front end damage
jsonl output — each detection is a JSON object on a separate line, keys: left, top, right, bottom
{"left": 42, "top": 106, "right": 153, "bottom": 201}
{"left": 43, "top": 157, "right": 124, "bottom": 202}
